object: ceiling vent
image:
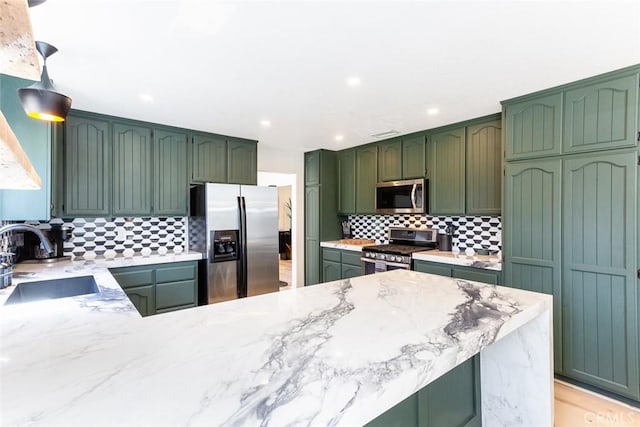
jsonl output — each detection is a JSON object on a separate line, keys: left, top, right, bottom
{"left": 371, "top": 129, "right": 399, "bottom": 139}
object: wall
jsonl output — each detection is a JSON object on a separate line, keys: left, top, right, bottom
{"left": 277, "top": 186, "right": 292, "bottom": 232}
{"left": 257, "top": 146, "right": 305, "bottom": 287}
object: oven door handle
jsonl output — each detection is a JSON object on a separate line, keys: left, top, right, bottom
{"left": 361, "top": 257, "right": 411, "bottom": 269}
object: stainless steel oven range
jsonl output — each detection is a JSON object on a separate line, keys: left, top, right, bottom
{"left": 361, "top": 227, "right": 438, "bottom": 274}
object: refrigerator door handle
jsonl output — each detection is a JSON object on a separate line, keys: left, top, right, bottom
{"left": 238, "top": 196, "right": 249, "bottom": 298}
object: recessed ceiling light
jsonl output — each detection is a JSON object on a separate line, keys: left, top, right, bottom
{"left": 346, "top": 76, "right": 361, "bottom": 86}
{"left": 427, "top": 108, "right": 439, "bottom": 115}
{"left": 260, "top": 119, "right": 271, "bottom": 127}
{"left": 335, "top": 134, "right": 344, "bottom": 141}
{"left": 139, "top": 94, "right": 153, "bottom": 102}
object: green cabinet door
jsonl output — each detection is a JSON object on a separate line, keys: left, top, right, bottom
{"left": 429, "top": 127, "right": 465, "bottom": 215}
{"left": 466, "top": 120, "right": 502, "bottom": 215}
{"left": 0, "top": 75, "right": 53, "bottom": 221}
{"left": 305, "top": 151, "right": 320, "bottom": 185}
{"left": 563, "top": 73, "right": 639, "bottom": 154}
{"left": 356, "top": 145, "right": 378, "bottom": 213}
{"left": 322, "top": 260, "right": 342, "bottom": 282}
{"left": 112, "top": 123, "right": 152, "bottom": 216}
{"left": 63, "top": 115, "right": 111, "bottom": 217}
{"left": 366, "top": 356, "right": 481, "bottom": 427}
{"left": 228, "top": 140, "right": 257, "bottom": 184}
{"left": 305, "top": 185, "right": 320, "bottom": 285}
{"left": 402, "top": 135, "right": 426, "bottom": 179}
{"left": 153, "top": 129, "right": 188, "bottom": 216}
{"left": 124, "top": 285, "right": 155, "bottom": 317}
{"left": 338, "top": 149, "right": 356, "bottom": 214}
{"left": 341, "top": 264, "right": 362, "bottom": 279}
{"left": 503, "top": 158, "right": 563, "bottom": 371}
{"left": 192, "top": 134, "right": 227, "bottom": 182}
{"left": 419, "top": 355, "right": 482, "bottom": 427}
{"left": 504, "top": 92, "right": 563, "bottom": 160}
{"left": 562, "top": 151, "right": 639, "bottom": 400}
{"left": 378, "top": 140, "right": 402, "bottom": 182}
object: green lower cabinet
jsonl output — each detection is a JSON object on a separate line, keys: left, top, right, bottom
{"left": 322, "top": 260, "right": 342, "bottom": 283}
{"left": 366, "top": 356, "right": 481, "bottom": 427}
{"left": 414, "top": 261, "right": 452, "bottom": 277}
{"left": 110, "top": 261, "right": 198, "bottom": 317}
{"left": 341, "top": 264, "right": 362, "bottom": 279}
{"left": 321, "top": 248, "right": 363, "bottom": 282}
{"left": 452, "top": 267, "right": 500, "bottom": 285}
{"left": 413, "top": 260, "right": 500, "bottom": 285}
{"left": 123, "top": 285, "right": 156, "bottom": 317}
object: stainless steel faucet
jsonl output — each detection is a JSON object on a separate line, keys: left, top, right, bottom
{"left": 0, "top": 223, "right": 54, "bottom": 255}
{"left": 0, "top": 224, "right": 54, "bottom": 288}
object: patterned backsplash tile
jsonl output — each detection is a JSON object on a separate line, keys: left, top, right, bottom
{"left": 348, "top": 214, "right": 501, "bottom": 251}
{"left": 19, "top": 217, "right": 187, "bottom": 260}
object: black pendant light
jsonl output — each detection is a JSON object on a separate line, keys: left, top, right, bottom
{"left": 17, "top": 41, "right": 72, "bottom": 122}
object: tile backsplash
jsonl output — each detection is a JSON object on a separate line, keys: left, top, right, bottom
{"left": 20, "top": 217, "right": 187, "bottom": 260}
{"left": 348, "top": 214, "right": 501, "bottom": 251}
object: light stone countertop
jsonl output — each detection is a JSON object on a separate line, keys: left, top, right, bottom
{"left": 1, "top": 268, "right": 550, "bottom": 426}
{"left": 413, "top": 249, "right": 502, "bottom": 271}
{"left": 320, "top": 239, "right": 376, "bottom": 252}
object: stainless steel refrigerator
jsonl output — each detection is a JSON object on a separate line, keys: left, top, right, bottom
{"left": 189, "top": 183, "right": 280, "bottom": 304}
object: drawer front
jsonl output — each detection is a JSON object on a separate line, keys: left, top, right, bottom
{"left": 413, "top": 261, "right": 452, "bottom": 277}
{"left": 341, "top": 251, "right": 362, "bottom": 266}
{"left": 156, "top": 303, "right": 196, "bottom": 314}
{"left": 111, "top": 268, "right": 154, "bottom": 289}
{"left": 155, "top": 262, "right": 196, "bottom": 283}
{"left": 322, "top": 248, "right": 341, "bottom": 262}
{"left": 452, "top": 268, "right": 500, "bottom": 285}
{"left": 156, "top": 280, "right": 196, "bottom": 309}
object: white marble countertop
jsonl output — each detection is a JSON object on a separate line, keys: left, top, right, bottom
{"left": 1, "top": 268, "right": 550, "bottom": 426}
{"left": 413, "top": 249, "right": 502, "bottom": 271}
{"left": 320, "top": 239, "right": 375, "bottom": 252}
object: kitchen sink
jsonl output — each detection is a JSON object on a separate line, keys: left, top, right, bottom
{"left": 4, "top": 276, "right": 99, "bottom": 305}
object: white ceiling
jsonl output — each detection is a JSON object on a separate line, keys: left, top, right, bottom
{"left": 28, "top": 0, "right": 640, "bottom": 152}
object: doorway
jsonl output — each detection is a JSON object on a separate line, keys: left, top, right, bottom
{"left": 257, "top": 172, "right": 296, "bottom": 289}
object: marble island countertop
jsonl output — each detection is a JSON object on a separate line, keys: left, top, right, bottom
{"left": 1, "top": 268, "right": 551, "bottom": 426}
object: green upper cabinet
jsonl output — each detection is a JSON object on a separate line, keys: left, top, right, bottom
{"left": 305, "top": 149, "right": 320, "bottom": 185}
{"left": 378, "top": 139, "right": 402, "bottom": 182}
{"left": 355, "top": 145, "right": 378, "bottom": 213}
{"left": 191, "top": 134, "right": 227, "bottom": 183}
{"left": 402, "top": 135, "right": 426, "bottom": 179}
{"left": 504, "top": 92, "right": 563, "bottom": 160}
{"left": 0, "top": 75, "right": 52, "bottom": 221}
{"left": 153, "top": 129, "right": 188, "bottom": 216}
{"left": 377, "top": 135, "right": 427, "bottom": 182}
{"left": 466, "top": 120, "right": 502, "bottom": 215}
{"left": 112, "top": 123, "right": 152, "bottom": 216}
{"left": 503, "top": 158, "right": 563, "bottom": 371}
{"left": 228, "top": 140, "right": 257, "bottom": 185}
{"left": 429, "top": 127, "right": 465, "bottom": 215}
{"left": 62, "top": 114, "right": 111, "bottom": 217}
{"left": 338, "top": 148, "right": 356, "bottom": 215}
{"left": 563, "top": 73, "right": 639, "bottom": 154}
{"left": 562, "top": 150, "right": 638, "bottom": 400}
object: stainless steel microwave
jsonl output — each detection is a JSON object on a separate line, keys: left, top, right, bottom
{"left": 375, "top": 178, "right": 427, "bottom": 214}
